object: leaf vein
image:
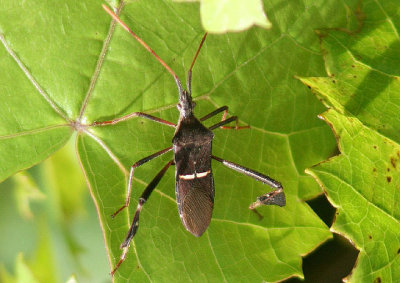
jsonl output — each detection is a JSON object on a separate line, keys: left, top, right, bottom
{"left": 0, "top": 33, "right": 69, "bottom": 121}
{"left": 0, "top": 124, "right": 70, "bottom": 140}
{"left": 206, "top": 231, "right": 227, "bottom": 282}
{"left": 78, "top": 1, "right": 125, "bottom": 121}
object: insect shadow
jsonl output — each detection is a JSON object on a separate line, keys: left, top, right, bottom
{"left": 94, "top": 4, "right": 286, "bottom": 276}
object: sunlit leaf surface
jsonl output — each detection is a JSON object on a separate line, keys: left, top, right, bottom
{"left": 0, "top": 0, "right": 364, "bottom": 281}
{"left": 300, "top": 0, "right": 400, "bottom": 281}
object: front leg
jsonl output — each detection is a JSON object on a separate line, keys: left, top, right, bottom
{"left": 91, "top": 112, "right": 176, "bottom": 128}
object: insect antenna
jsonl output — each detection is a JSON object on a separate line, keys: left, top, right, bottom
{"left": 187, "top": 33, "right": 208, "bottom": 93}
{"left": 102, "top": 4, "right": 184, "bottom": 93}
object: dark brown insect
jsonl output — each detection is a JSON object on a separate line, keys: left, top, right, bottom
{"left": 97, "top": 4, "right": 286, "bottom": 275}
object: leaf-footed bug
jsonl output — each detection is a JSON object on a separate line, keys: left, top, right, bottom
{"left": 96, "top": 4, "right": 286, "bottom": 275}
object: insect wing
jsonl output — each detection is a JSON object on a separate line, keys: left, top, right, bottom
{"left": 173, "top": 116, "right": 215, "bottom": 237}
{"left": 176, "top": 174, "right": 214, "bottom": 237}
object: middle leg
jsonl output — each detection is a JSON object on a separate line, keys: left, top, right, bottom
{"left": 200, "top": 106, "right": 250, "bottom": 130}
{"left": 112, "top": 146, "right": 173, "bottom": 218}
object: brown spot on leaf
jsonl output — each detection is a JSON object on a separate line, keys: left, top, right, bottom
{"left": 353, "top": 75, "right": 357, "bottom": 78}
{"left": 369, "top": 235, "right": 372, "bottom": 239}
{"left": 352, "top": 64, "right": 355, "bottom": 68}
{"left": 374, "top": 277, "right": 382, "bottom": 283}
{"left": 387, "top": 176, "right": 392, "bottom": 183}
{"left": 373, "top": 168, "right": 377, "bottom": 172}
{"left": 373, "top": 145, "right": 377, "bottom": 149}
{"left": 391, "top": 158, "right": 397, "bottom": 168}
{"left": 397, "top": 248, "right": 400, "bottom": 254}
{"left": 387, "top": 168, "right": 390, "bottom": 172}
{"left": 332, "top": 79, "right": 336, "bottom": 83}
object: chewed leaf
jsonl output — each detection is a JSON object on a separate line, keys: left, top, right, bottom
{"left": 299, "top": 0, "right": 400, "bottom": 280}
{"left": 307, "top": 110, "right": 400, "bottom": 282}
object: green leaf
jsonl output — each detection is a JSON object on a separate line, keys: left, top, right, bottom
{"left": 200, "top": 0, "right": 271, "bottom": 33}
{"left": 0, "top": 264, "right": 15, "bottom": 283}
{"left": 42, "top": 136, "right": 87, "bottom": 221}
{"left": 12, "top": 171, "right": 45, "bottom": 219}
{"left": 0, "top": 0, "right": 82, "bottom": 181}
{"left": 172, "top": 0, "right": 270, "bottom": 33}
{"left": 1, "top": 0, "right": 363, "bottom": 281}
{"left": 299, "top": 0, "right": 400, "bottom": 281}
{"left": 66, "top": 275, "right": 78, "bottom": 283}
{"left": 15, "top": 253, "right": 39, "bottom": 283}
{"left": 307, "top": 110, "right": 400, "bottom": 282}
{"left": 28, "top": 218, "right": 58, "bottom": 283}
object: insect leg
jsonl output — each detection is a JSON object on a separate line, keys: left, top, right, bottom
{"left": 200, "top": 106, "right": 229, "bottom": 121}
{"left": 200, "top": 106, "right": 249, "bottom": 130}
{"left": 111, "top": 160, "right": 174, "bottom": 276}
{"left": 211, "top": 155, "right": 285, "bottom": 207}
{"left": 209, "top": 116, "right": 240, "bottom": 131}
{"left": 91, "top": 112, "right": 176, "bottom": 128}
{"left": 111, "top": 147, "right": 173, "bottom": 218}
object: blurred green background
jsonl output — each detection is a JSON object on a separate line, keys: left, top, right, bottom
{"left": 0, "top": 137, "right": 110, "bottom": 283}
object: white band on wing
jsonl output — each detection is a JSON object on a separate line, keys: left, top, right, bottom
{"left": 179, "top": 170, "right": 210, "bottom": 180}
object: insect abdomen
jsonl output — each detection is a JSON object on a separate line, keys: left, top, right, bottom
{"left": 174, "top": 138, "right": 215, "bottom": 236}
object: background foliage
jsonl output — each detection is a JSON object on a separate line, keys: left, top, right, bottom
{"left": 300, "top": 0, "right": 400, "bottom": 280}
{"left": 1, "top": 0, "right": 397, "bottom": 282}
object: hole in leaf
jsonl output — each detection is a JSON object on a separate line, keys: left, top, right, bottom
{"left": 283, "top": 195, "right": 359, "bottom": 282}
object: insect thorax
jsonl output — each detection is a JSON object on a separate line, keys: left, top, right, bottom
{"left": 172, "top": 115, "right": 214, "bottom": 147}
{"left": 172, "top": 114, "right": 214, "bottom": 178}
